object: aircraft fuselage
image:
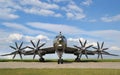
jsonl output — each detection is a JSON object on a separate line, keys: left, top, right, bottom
{"left": 53, "top": 32, "right": 67, "bottom": 59}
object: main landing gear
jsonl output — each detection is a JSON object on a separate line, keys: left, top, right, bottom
{"left": 58, "top": 59, "right": 63, "bottom": 64}
{"left": 75, "top": 58, "right": 81, "bottom": 62}
{"left": 39, "top": 58, "right": 45, "bottom": 62}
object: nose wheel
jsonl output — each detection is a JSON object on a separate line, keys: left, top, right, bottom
{"left": 58, "top": 59, "right": 63, "bottom": 64}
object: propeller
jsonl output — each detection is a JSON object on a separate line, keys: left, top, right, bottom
{"left": 92, "top": 42, "right": 109, "bottom": 59}
{"left": 9, "top": 42, "right": 27, "bottom": 59}
{"left": 27, "top": 39, "right": 45, "bottom": 60}
{"left": 74, "top": 39, "right": 93, "bottom": 59}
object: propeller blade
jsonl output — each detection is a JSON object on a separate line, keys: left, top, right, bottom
{"left": 19, "top": 53, "right": 23, "bottom": 60}
{"left": 79, "top": 54, "right": 82, "bottom": 59}
{"left": 38, "top": 43, "right": 45, "bottom": 49}
{"left": 84, "top": 40, "right": 87, "bottom": 47}
{"left": 108, "top": 54, "right": 119, "bottom": 56}
{"left": 73, "top": 45, "right": 82, "bottom": 50}
{"left": 103, "top": 51, "right": 118, "bottom": 56}
{"left": 85, "top": 53, "right": 88, "bottom": 59}
{"left": 92, "top": 47, "right": 98, "bottom": 49}
{"left": 12, "top": 53, "right": 17, "bottom": 59}
{"left": 101, "top": 42, "right": 104, "bottom": 49}
{"left": 37, "top": 39, "right": 40, "bottom": 47}
{"left": 97, "top": 42, "right": 100, "bottom": 50}
{"left": 10, "top": 46, "right": 16, "bottom": 50}
{"left": 15, "top": 42, "right": 18, "bottom": 49}
{"left": 31, "top": 40, "right": 35, "bottom": 47}
{"left": 79, "top": 39, "right": 83, "bottom": 47}
{"left": 103, "top": 48, "right": 108, "bottom": 50}
{"left": 27, "top": 46, "right": 34, "bottom": 50}
{"left": 85, "top": 45, "right": 93, "bottom": 49}
{"left": 19, "top": 42, "right": 23, "bottom": 49}
{"left": 1, "top": 52, "right": 15, "bottom": 56}
{"left": 33, "top": 54, "right": 36, "bottom": 60}
{"left": 21, "top": 46, "right": 27, "bottom": 50}
{"left": 97, "top": 53, "right": 100, "bottom": 59}
{"left": 101, "top": 53, "right": 103, "bottom": 59}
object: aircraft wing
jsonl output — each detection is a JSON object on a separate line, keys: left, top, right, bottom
{"left": 64, "top": 47, "right": 78, "bottom": 54}
{"left": 0, "top": 52, "right": 16, "bottom": 56}
{"left": 93, "top": 51, "right": 119, "bottom": 56}
{"left": 24, "top": 47, "right": 55, "bottom": 55}
{"left": 81, "top": 50, "right": 95, "bottom": 55}
{"left": 102, "top": 51, "right": 119, "bottom": 56}
{"left": 65, "top": 47, "right": 94, "bottom": 55}
{"left": 41, "top": 47, "right": 55, "bottom": 54}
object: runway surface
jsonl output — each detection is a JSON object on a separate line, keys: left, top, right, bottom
{"left": 0, "top": 62, "right": 120, "bottom": 69}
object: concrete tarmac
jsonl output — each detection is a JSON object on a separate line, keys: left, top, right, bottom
{"left": 0, "top": 62, "right": 120, "bottom": 69}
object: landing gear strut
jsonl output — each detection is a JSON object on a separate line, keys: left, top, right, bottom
{"left": 75, "top": 58, "right": 81, "bottom": 62}
{"left": 58, "top": 59, "right": 63, "bottom": 64}
{"left": 39, "top": 58, "right": 45, "bottom": 62}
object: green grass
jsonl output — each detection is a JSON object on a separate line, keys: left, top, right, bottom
{"left": 0, "top": 59, "right": 120, "bottom": 62}
{"left": 0, "top": 69, "right": 120, "bottom": 75}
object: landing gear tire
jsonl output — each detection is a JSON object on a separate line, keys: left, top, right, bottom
{"left": 39, "top": 58, "right": 45, "bottom": 62}
{"left": 61, "top": 59, "right": 63, "bottom": 64}
{"left": 58, "top": 59, "right": 63, "bottom": 64}
{"left": 58, "top": 59, "right": 60, "bottom": 64}
{"left": 75, "top": 58, "right": 80, "bottom": 62}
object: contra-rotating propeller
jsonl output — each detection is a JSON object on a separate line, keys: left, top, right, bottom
{"left": 1, "top": 42, "right": 27, "bottom": 59}
{"left": 27, "top": 40, "right": 45, "bottom": 60}
{"left": 74, "top": 39, "right": 93, "bottom": 59}
{"left": 92, "top": 42, "right": 116, "bottom": 59}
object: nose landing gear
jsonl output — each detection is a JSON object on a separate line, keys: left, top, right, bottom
{"left": 58, "top": 59, "right": 63, "bottom": 64}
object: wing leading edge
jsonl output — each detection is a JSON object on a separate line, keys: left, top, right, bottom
{"left": 65, "top": 47, "right": 95, "bottom": 55}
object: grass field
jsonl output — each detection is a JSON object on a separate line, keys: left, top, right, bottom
{"left": 0, "top": 69, "right": 120, "bottom": 75}
{"left": 0, "top": 59, "right": 120, "bottom": 62}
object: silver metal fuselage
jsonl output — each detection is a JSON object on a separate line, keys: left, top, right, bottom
{"left": 53, "top": 34, "right": 67, "bottom": 53}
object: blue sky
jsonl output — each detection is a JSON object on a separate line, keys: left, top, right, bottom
{"left": 0, "top": 0, "right": 120, "bottom": 59}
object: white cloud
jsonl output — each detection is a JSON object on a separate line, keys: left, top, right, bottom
{"left": 0, "top": 0, "right": 62, "bottom": 19}
{"left": 53, "top": 0, "right": 71, "bottom": 3}
{"left": 66, "top": 13, "right": 74, "bottom": 18}
{"left": 101, "top": 14, "right": 120, "bottom": 22}
{"left": 89, "top": 30, "right": 120, "bottom": 41}
{"left": 2, "top": 22, "right": 47, "bottom": 35}
{"left": 19, "top": 0, "right": 59, "bottom": 9}
{"left": 0, "top": 0, "right": 21, "bottom": 9}
{"left": 0, "top": 0, "right": 21, "bottom": 20}
{"left": 54, "top": 13, "right": 62, "bottom": 17}
{"left": 27, "top": 22, "right": 85, "bottom": 34}
{"left": 68, "top": 38, "right": 79, "bottom": 42}
{"left": 0, "top": 0, "right": 87, "bottom": 19}
{"left": 23, "top": 8, "right": 55, "bottom": 16}
{"left": 8, "top": 33, "right": 23, "bottom": 42}
{"left": 0, "top": 8, "right": 19, "bottom": 20}
{"left": 110, "top": 46, "right": 120, "bottom": 50}
{"left": 19, "top": 0, "right": 62, "bottom": 17}
{"left": 24, "top": 35, "right": 49, "bottom": 42}
{"left": 68, "top": 37, "right": 97, "bottom": 47}
{"left": 7, "top": 33, "right": 49, "bottom": 43}
{"left": 81, "top": 0, "right": 93, "bottom": 6}
{"left": 62, "top": 1, "right": 86, "bottom": 20}
{"left": 23, "top": 7, "right": 62, "bottom": 17}
{"left": 68, "top": 38, "right": 85, "bottom": 42}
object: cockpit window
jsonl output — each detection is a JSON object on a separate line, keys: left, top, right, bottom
{"left": 55, "top": 35, "right": 65, "bottom": 39}
{"left": 54, "top": 34, "right": 67, "bottom": 44}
